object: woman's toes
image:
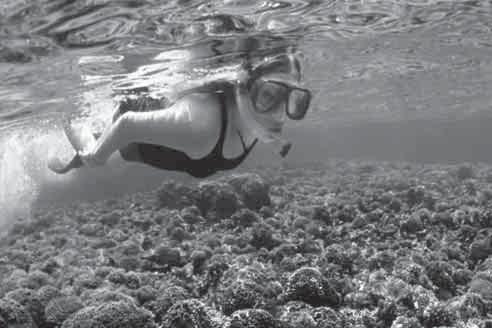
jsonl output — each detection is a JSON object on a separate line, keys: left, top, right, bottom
{"left": 47, "top": 156, "right": 65, "bottom": 173}
{"left": 79, "top": 150, "right": 104, "bottom": 167}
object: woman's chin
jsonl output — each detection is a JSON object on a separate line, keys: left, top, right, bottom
{"left": 257, "top": 130, "right": 283, "bottom": 143}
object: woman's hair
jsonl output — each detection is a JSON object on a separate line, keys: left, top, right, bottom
{"left": 247, "top": 53, "right": 302, "bottom": 86}
{"left": 196, "top": 33, "right": 301, "bottom": 77}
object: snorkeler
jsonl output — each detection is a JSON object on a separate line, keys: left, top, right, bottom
{"left": 48, "top": 53, "right": 311, "bottom": 178}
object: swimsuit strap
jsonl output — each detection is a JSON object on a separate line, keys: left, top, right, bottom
{"left": 236, "top": 129, "right": 258, "bottom": 154}
{"left": 212, "top": 92, "right": 258, "bottom": 171}
{"left": 211, "top": 92, "right": 229, "bottom": 155}
{"left": 215, "top": 93, "right": 258, "bottom": 164}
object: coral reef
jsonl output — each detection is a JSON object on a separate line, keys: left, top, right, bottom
{"left": 145, "top": 285, "right": 190, "bottom": 322}
{"left": 159, "top": 299, "right": 214, "bottom": 328}
{"left": 225, "top": 173, "right": 271, "bottom": 210}
{"left": 45, "top": 296, "right": 84, "bottom": 327}
{"left": 1, "top": 160, "right": 491, "bottom": 327}
{"left": 230, "top": 308, "right": 277, "bottom": 328}
{"left": 61, "top": 300, "right": 155, "bottom": 328}
{"left": 282, "top": 267, "right": 340, "bottom": 307}
{"left": 5, "top": 288, "right": 45, "bottom": 327}
{"left": 0, "top": 298, "right": 36, "bottom": 328}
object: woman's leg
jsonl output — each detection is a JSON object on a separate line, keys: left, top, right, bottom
{"left": 48, "top": 112, "right": 139, "bottom": 174}
{"left": 48, "top": 121, "right": 97, "bottom": 174}
{"left": 79, "top": 113, "right": 137, "bottom": 166}
{"left": 80, "top": 106, "right": 182, "bottom": 166}
{"left": 76, "top": 94, "right": 220, "bottom": 166}
{"left": 47, "top": 152, "right": 84, "bottom": 174}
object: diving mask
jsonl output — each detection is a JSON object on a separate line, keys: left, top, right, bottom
{"left": 249, "top": 77, "right": 311, "bottom": 120}
{"left": 245, "top": 53, "right": 311, "bottom": 120}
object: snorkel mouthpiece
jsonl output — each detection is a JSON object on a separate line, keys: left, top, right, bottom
{"left": 279, "top": 141, "right": 292, "bottom": 158}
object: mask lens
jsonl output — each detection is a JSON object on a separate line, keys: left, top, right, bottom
{"left": 287, "top": 88, "right": 311, "bottom": 120}
{"left": 253, "top": 81, "right": 288, "bottom": 113}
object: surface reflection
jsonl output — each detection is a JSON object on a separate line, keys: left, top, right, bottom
{"left": 0, "top": 0, "right": 491, "bottom": 130}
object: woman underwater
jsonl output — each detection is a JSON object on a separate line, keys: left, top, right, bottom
{"left": 48, "top": 52, "right": 312, "bottom": 178}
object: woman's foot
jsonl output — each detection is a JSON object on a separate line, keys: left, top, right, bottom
{"left": 48, "top": 121, "right": 101, "bottom": 174}
{"left": 48, "top": 154, "right": 83, "bottom": 174}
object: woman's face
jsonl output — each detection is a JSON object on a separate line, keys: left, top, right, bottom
{"left": 251, "top": 80, "right": 287, "bottom": 112}
{"left": 250, "top": 78, "right": 288, "bottom": 119}
{"left": 238, "top": 54, "right": 305, "bottom": 141}
{"left": 247, "top": 70, "right": 299, "bottom": 134}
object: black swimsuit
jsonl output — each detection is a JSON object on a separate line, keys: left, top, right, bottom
{"left": 117, "top": 93, "right": 258, "bottom": 178}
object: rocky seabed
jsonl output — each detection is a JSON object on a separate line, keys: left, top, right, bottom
{"left": 0, "top": 160, "right": 491, "bottom": 328}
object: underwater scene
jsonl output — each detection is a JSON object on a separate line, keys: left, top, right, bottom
{"left": 1, "top": 0, "right": 492, "bottom": 327}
